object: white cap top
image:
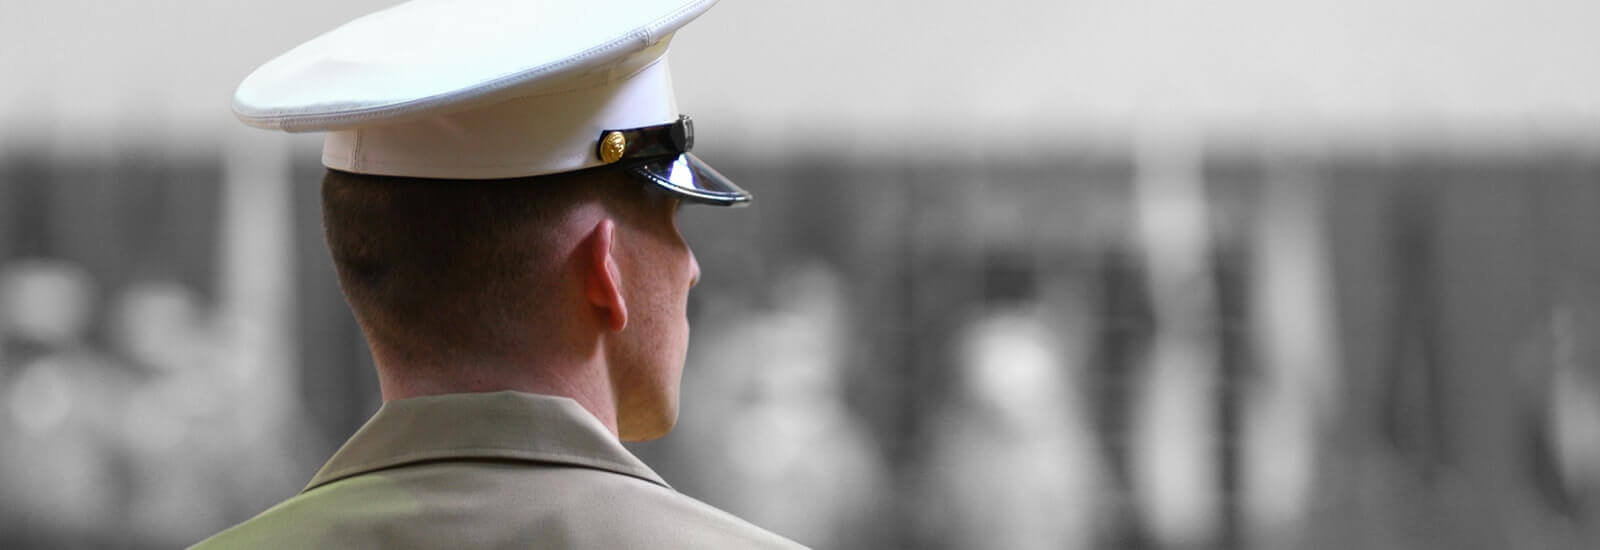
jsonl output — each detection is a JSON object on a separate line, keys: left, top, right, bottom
{"left": 232, "top": 0, "right": 748, "bottom": 204}
{"left": 235, "top": 0, "right": 715, "bottom": 132}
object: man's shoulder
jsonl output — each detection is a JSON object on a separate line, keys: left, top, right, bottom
{"left": 458, "top": 460, "right": 805, "bottom": 548}
{"left": 192, "top": 460, "right": 806, "bottom": 549}
{"left": 545, "top": 465, "right": 806, "bottom": 548}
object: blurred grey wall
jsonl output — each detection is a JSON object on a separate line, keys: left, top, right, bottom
{"left": 4, "top": 1, "right": 1599, "bottom": 141}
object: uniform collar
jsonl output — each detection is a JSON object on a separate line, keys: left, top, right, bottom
{"left": 303, "top": 391, "right": 669, "bottom": 493}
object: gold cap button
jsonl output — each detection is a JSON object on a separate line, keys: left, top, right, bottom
{"left": 599, "top": 131, "right": 627, "bottom": 163}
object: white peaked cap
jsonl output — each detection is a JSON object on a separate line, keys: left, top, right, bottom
{"left": 233, "top": 0, "right": 749, "bottom": 206}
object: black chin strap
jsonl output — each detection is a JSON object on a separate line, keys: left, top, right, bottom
{"left": 595, "top": 115, "right": 694, "bottom": 164}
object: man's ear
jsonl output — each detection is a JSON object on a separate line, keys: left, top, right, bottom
{"left": 584, "top": 218, "right": 627, "bottom": 332}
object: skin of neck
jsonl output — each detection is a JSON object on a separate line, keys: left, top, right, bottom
{"left": 370, "top": 339, "right": 624, "bottom": 437}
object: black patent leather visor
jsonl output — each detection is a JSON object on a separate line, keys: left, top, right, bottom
{"left": 629, "top": 153, "right": 750, "bottom": 207}
{"left": 597, "top": 115, "right": 750, "bottom": 207}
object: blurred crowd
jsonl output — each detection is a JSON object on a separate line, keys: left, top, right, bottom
{"left": 0, "top": 259, "right": 313, "bottom": 547}
{"left": 3, "top": 141, "right": 1600, "bottom": 549}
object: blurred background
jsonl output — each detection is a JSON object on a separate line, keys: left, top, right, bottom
{"left": 4, "top": 1, "right": 1600, "bottom": 548}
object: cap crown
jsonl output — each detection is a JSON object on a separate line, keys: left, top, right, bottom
{"left": 233, "top": 0, "right": 719, "bottom": 133}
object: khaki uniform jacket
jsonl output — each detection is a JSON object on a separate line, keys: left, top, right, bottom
{"left": 191, "top": 391, "right": 806, "bottom": 549}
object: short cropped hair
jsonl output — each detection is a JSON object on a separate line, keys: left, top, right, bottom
{"left": 321, "top": 167, "right": 642, "bottom": 361}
